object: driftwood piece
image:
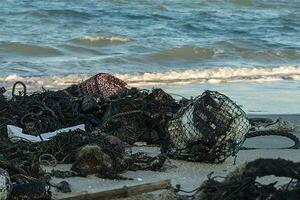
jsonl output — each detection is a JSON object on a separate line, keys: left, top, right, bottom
{"left": 60, "top": 179, "right": 172, "bottom": 200}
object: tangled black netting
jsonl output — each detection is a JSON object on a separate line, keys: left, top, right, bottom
{"left": 0, "top": 81, "right": 181, "bottom": 147}
{"left": 102, "top": 88, "right": 181, "bottom": 144}
{"left": 3, "top": 82, "right": 105, "bottom": 135}
{"left": 166, "top": 90, "right": 250, "bottom": 163}
{"left": 193, "top": 158, "right": 300, "bottom": 200}
{"left": 242, "top": 130, "right": 300, "bottom": 150}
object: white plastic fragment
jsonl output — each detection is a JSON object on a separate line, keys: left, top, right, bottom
{"left": 7, "top": 124, "right": 85, "bottom": 143}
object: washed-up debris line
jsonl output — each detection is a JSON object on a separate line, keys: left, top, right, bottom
{"left": 0, "top": 73, "right": 180, "bottom": 199}
{"left": 1, "top": 75, "right": 181, "bottom": 141}
{"left": 0, "top": 73, "right": 299, "bottom": 200}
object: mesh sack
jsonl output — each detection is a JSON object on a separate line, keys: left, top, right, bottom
{"left": 67, "top": 73, "right": 127, "bottom": 100}
{"left": 167, "top": 90, "right": 250, "bottom": 163}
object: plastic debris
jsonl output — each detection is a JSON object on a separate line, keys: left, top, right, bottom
{"left": 7, "top": 124, "right": 85, "bottom": 143}
{"left": 167, "top": 90, "right": 250, "bottom": 163}
{"left": 1, "top": 77, "right": 296, "bottom": 199}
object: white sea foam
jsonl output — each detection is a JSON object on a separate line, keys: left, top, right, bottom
{"left": 69, "top": 35, "right": 130, "bottom": 47}
{"left": 69, "top": 35, "right": 129, "bottom": 47}
{"left": 0, "top": 66, "right": 299, "bottom": 90}
{"left": 4, "top": 74, "right": 24, "bottom": 81}
{"left": 80, "top": 36, "right": 129, "bottom": 42}
{"left": 117, "top": 66, "right": 300, "bottom": 86}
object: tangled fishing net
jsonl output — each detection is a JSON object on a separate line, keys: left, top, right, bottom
{"left": 102, "top": 88, "right": 180, "bottom": 144}
{"left": 167, "top": 90, "right": 250, "bottom": 163}
{"left": 193, "top": 158, "right": 300, "bottom": 200}
{"left": 1, "top": 75, "right": 299, "bottom": 199}
{"left": 66, "top": 73, "right": 127, "bottom": 100}
{"left": 0, "top": 168, "right": 11, "bottom": 200}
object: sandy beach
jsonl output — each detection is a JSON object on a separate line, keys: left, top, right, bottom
{"left": 1, "top": 1, "right": 300, "bottom": 199}
{"left": 46, "top": 114, "right": 300, "bottom": 199}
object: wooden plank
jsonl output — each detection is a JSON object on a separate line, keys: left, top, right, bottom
{"left": 60, "top": 179, "right": 172, "bottom": 200}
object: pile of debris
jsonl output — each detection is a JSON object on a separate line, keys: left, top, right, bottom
{"left": 193, "top": 158, "right": 300, "bottom": 200}
{"left": 0, "top": 73, "right": 298, "bottom": 200}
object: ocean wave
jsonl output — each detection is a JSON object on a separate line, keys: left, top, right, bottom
{"left": 254, "top": 49, "right": 300, "bottom": 60}
{"left": 0, "top": 66, "right": 299, "bottom": 90}
{"left": 117, "top": 66, "right": 300, "bottom": 85}
{"left": 60, "top": 44, "right": 103, "bottom": 55}
{"left": 215, "top": 40, "right": 300, "bottom": 60}
{"left": 5, "top": 9, "right": 93, "bottom": 19}
{"left": 69, "top": 35, "right": 129, "bottom": 46}
{"left": 151, "top": 45, "right": 215, "bottom": 60}
{"left": 0, "top": 42, "right": 63, "bottom": 57}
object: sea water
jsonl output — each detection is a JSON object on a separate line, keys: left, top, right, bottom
{"left": 0, "top": 0, "right": 299, "bottom": 114}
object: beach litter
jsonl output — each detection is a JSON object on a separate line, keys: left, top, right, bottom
{"left": 249, "top": 117, "right": 298, "bottom": 132}
{"left": 166, "top": 90, "right": 250, "bottom": 163}
{"left": 0, "top": 73, "right": 299, "bottom": 199}
{"left": 244, "top": 117, "right": 300, "bottom": 150}
{"left": 101, "top": 87, "right": 181, "bottom": 144}
{"left": 193, "top": 158, "right": 300, "bottom": 200}
{"left": 65, "top": 73, "right": 127, "bottom": 100}
{"left": 7, "top": 124, "right": 85, "bottom": 143}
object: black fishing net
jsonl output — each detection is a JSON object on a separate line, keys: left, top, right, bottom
{"left": 193, "top": 158, "right": 300, "bottom": 200}
{"left": 102, "top": 88, "right": 181, "bottom": 144}
{"left": 167, "top": 90, "right": 250, "bottom": 163}
{"left": 2, "top": 82, "right": 109, "bottom": 136}
{"left": 66, "top": 73, "right": 127, "bottom": 100}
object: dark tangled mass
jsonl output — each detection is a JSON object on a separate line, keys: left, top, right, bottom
{"left": 0, "top": 73, "right": 299, "bottom": 200}
{"left": 0, "top": 74, "right": 180, "bottom": 199}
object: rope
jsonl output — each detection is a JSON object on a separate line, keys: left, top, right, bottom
{"left": 242, "top": 130, "right": 300, "bottom": 149}
{"left": 110, "top": 110, "right": 143, "bottom": 119}
{"left": 39, "top": 153, "right": 58, "bottom": 167}
{"left": 12, "top": 81, "right": 27, "bottom": 98}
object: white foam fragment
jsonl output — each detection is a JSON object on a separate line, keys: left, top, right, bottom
{"left": 7, "top": 124, "right": 85, "bottom": 143}
{"left": 79, "top": 35, "right": 129, "bottom": 42}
